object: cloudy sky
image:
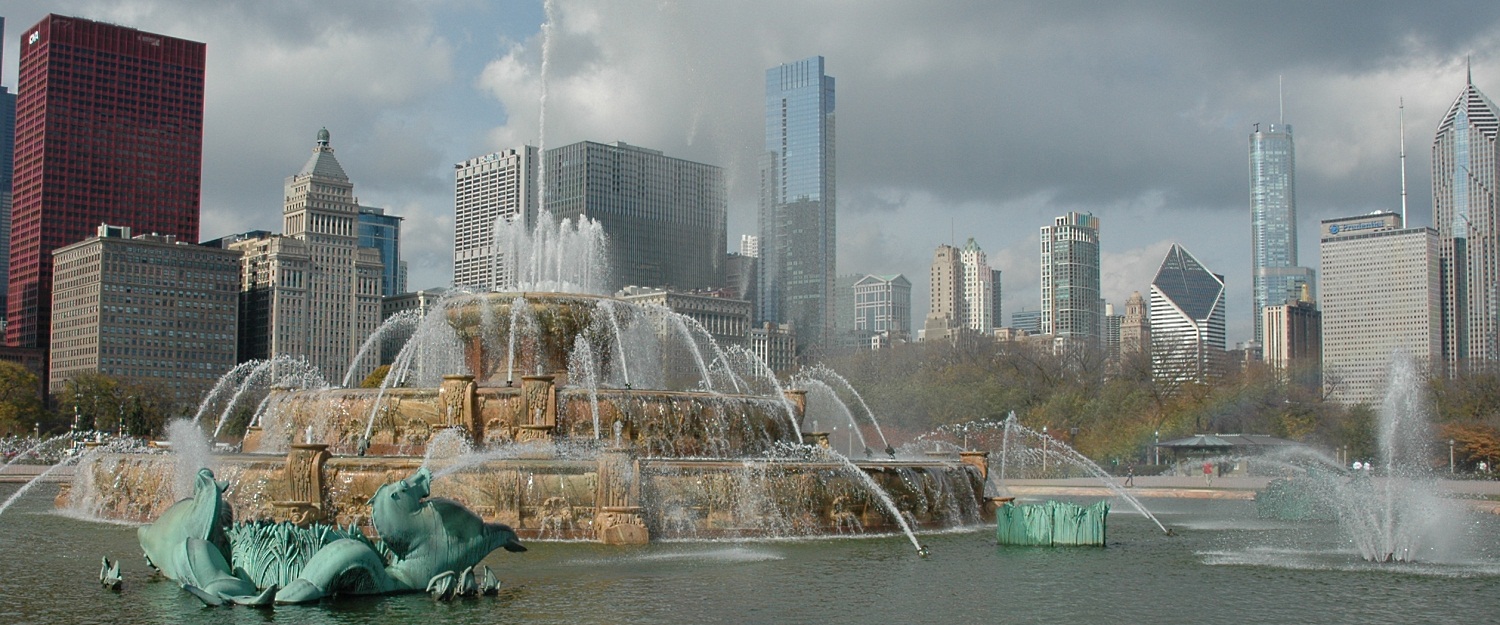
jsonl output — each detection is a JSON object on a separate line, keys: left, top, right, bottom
{"left": 4, "top": 1, "right": 1499, "bottom": 345}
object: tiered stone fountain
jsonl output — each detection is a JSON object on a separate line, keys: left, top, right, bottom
{"left": 64, "top": 222, "right": 992, "bottom": 545}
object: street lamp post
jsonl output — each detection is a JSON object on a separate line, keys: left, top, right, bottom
{"left": 1451, "top": 439, "right": 1456, "bottom": 474}
{"left": 1153, "top": 430, "right": 1160, "bottom": 466}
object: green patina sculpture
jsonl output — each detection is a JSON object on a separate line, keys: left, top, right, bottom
{"left": 996, "top": 500, "right": 1109, "bottom": 547}
{"left": 135, "top": 466, "right": 526, "bottom": 606}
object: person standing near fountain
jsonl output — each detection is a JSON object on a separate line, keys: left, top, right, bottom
{"left": 1203, "top": 461, "right": 1213, "bottom": 486}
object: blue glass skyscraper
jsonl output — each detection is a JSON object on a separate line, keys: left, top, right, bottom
{"left": 1250, "top": 122, "right": 1313, "bottom": 347}
{"left": 758, "top": 56, "right": 835, "bottom": 355}
{"left": 358, "top": 206, "right": 405, "bottom": 296}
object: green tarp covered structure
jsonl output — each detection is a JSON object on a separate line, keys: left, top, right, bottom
{"left": 996, "top": 500, "right": 1109, "bottom": 546}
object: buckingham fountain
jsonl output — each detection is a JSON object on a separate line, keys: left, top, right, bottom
{"left": 61, "top": 212, "right": 991, "bottom": 554}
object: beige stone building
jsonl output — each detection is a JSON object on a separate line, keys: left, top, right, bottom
{"left": 618, "top": 286, "right": 752, "bottom": 348}
{"left": 50, "top": 224, "right": 240, "bottom": 403}
{"left": 232, "top": 129, "right": 384, "bottom": 380}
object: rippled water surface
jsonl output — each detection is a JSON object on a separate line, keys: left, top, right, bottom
{"left": 2, "top": 484, "right": 1497, "bottom": 624}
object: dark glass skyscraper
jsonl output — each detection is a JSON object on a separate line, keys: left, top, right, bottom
{"left": 1250, "top": 122, "right": 1313, "bottom": 348}
{"left": 358, "top": 207, "right": 405, "bottom": 296}
{"left": 759, "top": 56, "right": 835, "bottom": 356}
{"left": 9, "top": 15, "right": 205, "bottom": 349}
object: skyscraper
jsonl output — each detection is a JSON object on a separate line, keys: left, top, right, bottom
{"left": 759, "top": 56, "right": 836, "bottom": 355}
{"left": 1250, "top": 121, "right": 1315, "bottom": 347}
{"left": 1149, "top": 244, "right": 1226, "bottom": 382}
{"left": 928, "top": 244, "right": 962, "bottom": 327}
{"left": 0, "top": 17, "right": 14, "bottom": 318}
{"left": 1320, "top": 213, "right": 1439, "bottom": 404}
{"left": 1040, "top": 212, "right": 1102, "bottom": 342}
{"left": 453, "top": 147, "right": 538, "bottom": 290}
{"left": 9, "top": 15, "right": 205, "bottom": 350}
{"left": 1433, "top": 73, "right": 1500, "bottom": 373}
{"left": 960, "top": 238, "right": 996, "bottom": 332}
{"left": 546, "top": 141, "right": 725, "bottom": 291}
{"left": 357, "top": 206, "right": 406, "bottom": 296}
{"left": 233, "top": 129, "right": 384, "bottom": 378}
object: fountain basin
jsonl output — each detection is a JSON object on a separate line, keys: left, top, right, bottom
{"left": 63, "top": 448, "right": 990, "bottom": 544}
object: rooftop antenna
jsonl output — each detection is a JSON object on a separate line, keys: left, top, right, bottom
{"left": 1278, "top": 75, "right": 1284, "bottom": 125}
{"left": 1400, "top": 97, "right": 1408, "bottom": 225}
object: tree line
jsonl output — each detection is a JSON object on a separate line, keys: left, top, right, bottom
{"left": 0, "top": 362, "right": 183, "bottom": 438}
{"left": 821, "top": 338, "right": 1500, "bottom": 471}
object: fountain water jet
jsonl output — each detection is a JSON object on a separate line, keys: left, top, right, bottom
{"left": 70, "top": 212, "right": 980, "bottom": 554}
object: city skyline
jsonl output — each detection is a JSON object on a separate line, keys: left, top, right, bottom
{"left": 8, "top": 14, "right": 205, "bottom": 351}
{"left": 1, "top": 3, "right": 1498, "bottom": 346}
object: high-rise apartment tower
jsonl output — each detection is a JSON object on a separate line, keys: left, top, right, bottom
{"left": 1040, "top": 212, "right": 1102, "bottom": 342}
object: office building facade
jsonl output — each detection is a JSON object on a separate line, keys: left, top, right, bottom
{"left": 233, "top": 129, "right": 384, "bottom": 378}
{"left": 10, "top": 15, "right": 205, "bottom": 350}
{"left": 50, "top": 225, "right": 239, "bottom": 404}
{"left": 619, "top": 286, "right": 752, "bottom": 348}
{"left": 546, "top": 141, "right": 725, "bottom": 292}
{"left": 1040, "top": 212, "right": 1102, "bottom": 342}
{"left": 453, "top": 147, "right": 538, "bottom": 290}
{"left": 855, "top": 274, "right": 911, "bottom": 338}
{"left": 1262, "top": 288, "right": 1321, "bottom": 389}
{"left": 1011, "top": 310, "right": 1042, "bottom": 335}
{"left": 1250, "top": 122, "right": 1315, "bottom": 346}
{"left": 358, "top": 207, "right": 405, "bottom": 297}
{"left": 1149, "top": 244, "right": 1226, "bottom": 382}
{"left": 759, "top": 56, "right": 836, "bottom": 355}
{"left": 960, "top": 238, "right": 997, "bottom": 332}
{"left": 1433, "top": 75, "right": 1500, "bottom": 373}
{"left": 1320, "top": 213, "right": 1439, "bottom": 404}
{"left": 0, "top": 17, "right": 14, "bottom": 318}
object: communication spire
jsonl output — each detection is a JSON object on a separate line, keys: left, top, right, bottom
{"left": 1400, "top": 98, "right": 1408, "bottom": 225}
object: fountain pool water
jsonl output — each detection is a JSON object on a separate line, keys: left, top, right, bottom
{"left": 6, "top": 487, "right": 1499, "bottom": 624}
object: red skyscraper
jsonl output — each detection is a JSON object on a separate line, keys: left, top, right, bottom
{"left": 9, "top": 15, "right": 204, "bottom": 349}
